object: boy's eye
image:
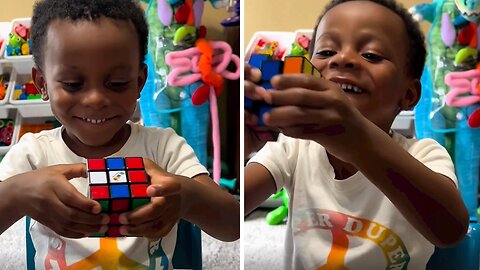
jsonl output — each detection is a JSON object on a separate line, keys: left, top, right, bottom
{"left": 315, "top": 50, "right": 336, "bottom": 58}
{"left": 61, "top": 82, "right": 83, "bottom": 92}
{"left": 362, "top": 53, "right": 383, "bottom": 62}
{"left": 106, "top": 81, "right": 130, "bottom": 91}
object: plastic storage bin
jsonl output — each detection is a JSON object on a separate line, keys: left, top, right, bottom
{"left": 0, "top": 109, "right": 21, "bottom": 155}
{"left": 4, "top": 18, "right": 33, "bottom": 74}
{"left": 8, "top": 67, "right": 52, "bottom": 118}
{"left": 245, "top": 31, "right": 295, "bottom": 61}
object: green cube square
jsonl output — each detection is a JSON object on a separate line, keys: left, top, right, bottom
{"left": 90, "top": 232, "right": 106, "bottom": 237}
{"left": 132, "top": 198, "right": 150, "bottom": 209}
{"left": 98, "top": 200, "right": 109, "bottom": 212}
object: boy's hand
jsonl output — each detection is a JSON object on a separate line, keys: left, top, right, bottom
{"left": 263, "top": 74, "right": 371, "bottom": 164}
{"left": 244, "top": 64, "right": 272, "bottom": 156}
{"left": 118, "top": 159, "right": 182, "bottom": 240}
{"left": 8, "top": 164, "right": 108, "bottom": 238}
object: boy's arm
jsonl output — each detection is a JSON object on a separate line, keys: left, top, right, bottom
{"left": 180, "top": 174, "right": 240, "bottom": 242}
{"left": 356, "top": 123, "right": 469, "bottom": 248}
{"left": 0, "top": 180, "right": 24, "bottom": 233}
{"left": 244, "top": 163, "right": 277, "bottom": 215}
{"left": 0, "top": 165, "right": 105, "bottom": 237}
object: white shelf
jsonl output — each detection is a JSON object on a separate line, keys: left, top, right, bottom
{"left": 392, "top": 110, "right": 415, "bottom": 138}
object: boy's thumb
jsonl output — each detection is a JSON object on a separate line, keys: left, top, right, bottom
{"left": 147, "top": 180, "right": 181, "bottom": 197}
{"left": 55, "top": 163, "right": 87, "bottom": 179}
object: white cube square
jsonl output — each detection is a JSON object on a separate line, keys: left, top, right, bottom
{"left": 89, "top": 171, "right": 108, "bottom": 184}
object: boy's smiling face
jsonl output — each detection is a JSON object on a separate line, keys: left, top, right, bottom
{"left": 33, "top": 17, "right": 146, "bottom": 156}
{"left": 311, "top": 1, "right": 420, "bottom": 132}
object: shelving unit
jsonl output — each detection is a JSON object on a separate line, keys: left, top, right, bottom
{"left": 0, "top": 19, "right": 54, "bottom": 155}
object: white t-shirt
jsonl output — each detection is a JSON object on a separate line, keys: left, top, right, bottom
{"left": 0, "top": 122, "right": 208, "bottom": 269}
{"left": 249, "top": 132, "right": 457, "bottom": 270}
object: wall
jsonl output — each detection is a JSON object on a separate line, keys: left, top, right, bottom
{"left": 244, "top": 0, "right": 432, "bottom": 51}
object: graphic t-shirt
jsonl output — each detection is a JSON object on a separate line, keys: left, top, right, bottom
{"left": 0, "top": 123, "right": 208, "bottom": 269}
{"left": 249, "top": 132, "right": 457, "bottom": 270}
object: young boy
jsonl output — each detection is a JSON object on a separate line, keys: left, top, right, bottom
{"left": 245, "top": 0, "right": 469, "bottom": 269}
{"left": 0, "top": 0, "right": 239, "bottom": 268}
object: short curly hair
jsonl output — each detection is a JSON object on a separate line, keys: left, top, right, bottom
{"left": 309, "top": 0, "right": 426, "bottom": 79}
{"left": 31, "top": 0, "right": 148, "bottom": 69}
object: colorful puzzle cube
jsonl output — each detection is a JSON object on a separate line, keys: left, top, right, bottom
{"left": 87, "top": 157, "right": 150, "bottom": 237}
{"left": 283, "top": 56, "right": 321, "bottom": 77}
{"left": 245, "top": 54, "right": 321, "bottom": 142}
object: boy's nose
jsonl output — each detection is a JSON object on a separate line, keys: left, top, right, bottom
{"left": 81, "top": 88, "right": 109, "bottom": 108}
{"left": 328, "top": 50, "right": 357, "bottom": 69}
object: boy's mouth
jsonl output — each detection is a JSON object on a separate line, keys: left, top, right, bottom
{"left": 328, "top": 78, "right": 366, "bottom": 94}
{"left": 340, "top": 83, "right": 363, "bottom": 94}
{"left": 76, "top": 116, "right": 113, "bottom": 124}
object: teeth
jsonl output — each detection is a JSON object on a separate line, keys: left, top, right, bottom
{"left": 82, "top": 118, "right": 107, "bottom": 124}
{"left": 341, "top": 83, "right": 362, "bottom": 93}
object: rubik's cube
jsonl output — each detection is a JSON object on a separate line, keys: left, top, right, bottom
{"left": 245, "top": 54, "right": 321, "bottom": 141}
{"left": 87, "top": 157, "right": 150, "bottom": 237}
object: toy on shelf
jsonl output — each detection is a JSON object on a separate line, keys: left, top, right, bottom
{"left": 245, "top": 55, "right": 321, "bottom": 141}
{"left": 87, "top": 157, "right": 150, "bottom": 237}
{"left": 18, "top": 119, "right": 60, "bottom": 140}
{"left": 12, "top": 80, "right": 41, "bottom": 101}
{"left": 0, "top": 119, "right": 15, "bottom": 146}
{"left": 6, "top": 23, "right": 30, "bottom": 57}
{"left": 165, "top": 39, "right": 240, "bottom": 185}
{"left": 253, "top": 38, "right": 286, "bottom": 60}
{"left": 265, "top": 189, "right": 289, "bottom": 225}
{"left": 0, "top": 73, "right": 10, "bottom": 101}
{"left": 221, "top": 0, "right": 239, "bottom": 27}
{"left": 289, "top": 34, "right": 311, "bottom": 58}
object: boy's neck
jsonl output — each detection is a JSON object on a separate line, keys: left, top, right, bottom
{"left": 62, "top": 124, "right": 131, "bottom": 159}
{"left": 326, "top": 152, "right": 358, "bottom": 180}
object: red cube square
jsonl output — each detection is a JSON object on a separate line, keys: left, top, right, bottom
{"left": 131, "top": 184, "right": 148, "bottom": 198}
{"left": 111, "top": 199, "right": 129, "bottom": 211}
{"left": 128, "top": 170, "right": 147, "bottom": 183}
{"left": 125, "top": 157, "right": 144, "bottom": 169}
{"left": 90, "top": 186, "right": 109, "bottom": 199}
{"left": 88, "top": 159, "right": 106, "bottom": 171}
{"left": 107, "top": 226, "right": 122, "bottom": 237}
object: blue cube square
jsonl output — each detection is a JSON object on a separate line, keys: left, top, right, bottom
{"left": 106, "top": 157, "right": 125, "bottom": 170}
{"left": 110, "top": 184, "right": 130, "bottom": 198}
{"left": 261, "top": 60, "right": 284, "bottom": 81}
{"left": 248, "top": 54, "right": 270, "bottom": 69}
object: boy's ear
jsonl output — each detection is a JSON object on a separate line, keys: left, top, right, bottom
{"left": 32, "top": 66, "right": 49, "bottom": 101}
{"left": 136, "top": 64, "right": 148, "bottom": 98}
{"left": 399, "top": 79, "right": 421, "bottom": 111}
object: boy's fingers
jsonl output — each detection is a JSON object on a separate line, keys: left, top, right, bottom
{"left": 271, "top": 74, "right": 330, "bottom": 92}
{"left": 244, "top": 64, "right": 262, "bottom": 82}
{"left": 56, "top": 183, "right": 102, "bottom": 214}
{"left": 119, "top": 200, "right": 163, "bottom": 225}
{"left": 53, "top": 163, "right": 87, "bottom": 179}
{"left": 142, "top": 158, "right": 168, "bottom": 176}
{"left": 59, "top": 206, "right": 109, "bottom": 226}
{"left": 142, "top": 159, "right": 182, "bottom": 196}
{"left": 244, "top": 111, "right": 259, "bottom": 126}
{"left": 267, "top": 87, "right": 330, "bottom": 108}
{"left": 120, "top": 216, "right": 176, "bottom": 238}
{"left": 147, "top": 181, "right": 181, "bottom": 197}
{"left": 244, "top": 81, "right": 267, "bottom": 100}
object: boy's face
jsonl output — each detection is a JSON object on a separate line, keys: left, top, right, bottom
{"left": 311, "top": 1, "right": 420, "bottom": 132}
{"left": 33, "top": 18, "right": 146, "bottom": 150}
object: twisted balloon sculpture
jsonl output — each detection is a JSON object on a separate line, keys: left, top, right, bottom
{"left": 165, "top": 39, "right": 240, "bottom": 184}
